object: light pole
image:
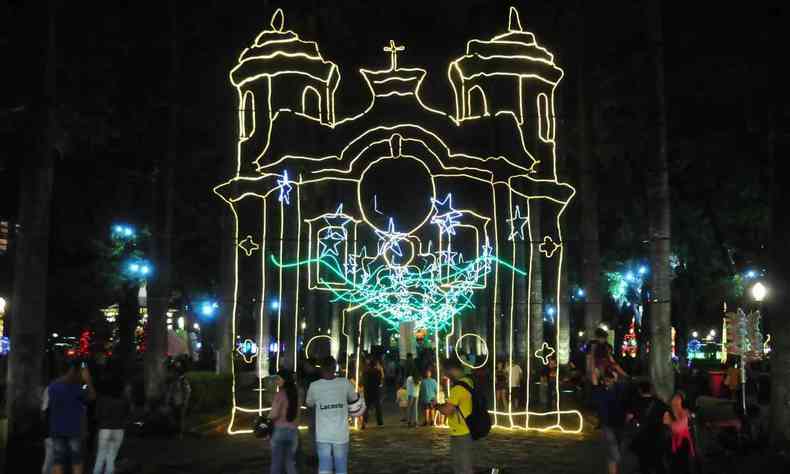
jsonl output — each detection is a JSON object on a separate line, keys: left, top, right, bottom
{"left": 743, "top": 281, "right": 767, "bottom": 414}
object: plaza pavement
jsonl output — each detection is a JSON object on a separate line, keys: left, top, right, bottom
{"left": 117, "top": 398, "right": 788, "bottom": 473}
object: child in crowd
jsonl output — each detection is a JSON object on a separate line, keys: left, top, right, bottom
{"left": 419, "top": 369, "right": 438, "bottom": 426}
{"left": 406, "top": 373, "right": 420, "bottom": 427}
{"left": 396, "top": 384, "right": 409, "bottom": 422}
{"left": 348, "top": 377, "right": 365, "bottom": 428}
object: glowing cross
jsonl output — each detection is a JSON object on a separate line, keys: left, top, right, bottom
{"left": 534, "top": 342, "right": 556, "bottom": 365}
{"left": 383, "top": 40, "right": 405, "bottom": 70}
{"left": 507, "top": 205, "right": 529, "bottom": 241}
{"left": 238, "top": 235, "right": 260, "bottom": 256}
{"left": 539, "top": 235, "right": 560, "bottom": 258}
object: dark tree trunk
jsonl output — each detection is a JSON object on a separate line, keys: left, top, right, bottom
{"left": 217, "top": 210, "right": 235, "bottom": 375}
{"left": 144, "top": 0, "right": 179, "bottom": 404}
{"left": 576, "top": 3, "right": 603, "bottom": 340}
{"left": 4, "top": 3, "right": 57, "bottom": 469}
{"left": 646, "top": 0, "right": 674, "bottom": 402}
{"left": 558, "top": 255, "right": 571, "bottom": 365}
{"left": 529, "top": 203, "right": 544, "bottom": 401}
{"left": 117, "top": 284, "right": 140, "bottom": 373}
{"left": 768, "top": 124, "right": 790, "bottom": 446}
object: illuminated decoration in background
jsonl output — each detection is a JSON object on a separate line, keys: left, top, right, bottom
{"left": 606, "top": 262, "right": 648, "bottom": 355}
{"left": 215, "top": 6, "right": 579, "bottom": 434}
{"left": 238, "top": 235, "right": 260, "bottom": 256}
{"left": 687, "top": 338, "right": 703, "bottom": 359}
{"left": 236, "top": 339, "right": 259, "bottom": 364}
{"left": 725, "top": 309, "right": 765, "bottom": 361}
{"left": 606, "top": 263, "right": 648, "bottom": 309}
{"left": 78, "top": 329, "right": 93, "bottom": 356}
{"left": 0, "top": 336, "right": 8, "bottom": 355}
{"left": 0, "top": 296, "right": 6, "bottom": 338}
{"left": 621, "top": 318, "right": 637, "bottom": 358}
{"left": 534, "top": 342, "right": 555, "bottom": 365}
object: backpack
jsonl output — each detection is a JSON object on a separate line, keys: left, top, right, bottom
{"left": 454, "top": 380, "right": 491, "bottom": 440}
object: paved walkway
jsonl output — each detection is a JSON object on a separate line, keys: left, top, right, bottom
{"left": 120, "top": 401, "right": 600, "bottom": 474}
{"left": 117, "top": 399, "right": 788, "bottom": 474}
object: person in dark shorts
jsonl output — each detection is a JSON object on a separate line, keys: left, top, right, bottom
{"left": 48, "top": 360, "right": 96, "bottom": 474}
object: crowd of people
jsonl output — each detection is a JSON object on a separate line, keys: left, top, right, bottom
{"left": 39, "top": 329, "right": 710, "bottom": 474}
{"left": 39, "top": 356, "right": 192, "bottom": 474}
{"left": 586, "top": 328, "right": 698, "bottom": 474}
{"left": 262, "top": 351, "right": 486, "bottom": 474}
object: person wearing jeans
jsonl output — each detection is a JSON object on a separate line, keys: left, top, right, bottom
{"left": 92, "top": 429, "right": 124, "bottom": 474}
{"left": 269, "top": 369, "right": 299, "bottom": 474}
{"left": 93, "top": 376, "right": 130, "bottom": 474}
{"left": 306, "top": 356, "right": 356, "bottom": 474}
{"left": 315, "top": 442, "right": 348, "bottom": 474}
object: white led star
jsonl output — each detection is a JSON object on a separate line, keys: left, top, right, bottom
{"left": 318, "top": 228, "right": 345, "bottom": 257}
{"left": 375, "top": 218, "right": 407, "bottom": 257}
{"left": 507, "top": 205, "right": 528, "bottom": 241}
{"left": 322, "top": 203, "right": 353, "bottom": 228}
{"left": 430, "top": 193, "right": 463, "bottom": 236}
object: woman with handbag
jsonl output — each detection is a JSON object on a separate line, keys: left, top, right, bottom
{"left": 269, "top": 369, "right": 300, "bottom": 474}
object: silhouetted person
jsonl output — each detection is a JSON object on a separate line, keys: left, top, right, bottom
{"left": 363, "top": 359, "right": 383, "bottom": 426}
{"left": 47, "top": 360, "right": 96, "bottom": 474}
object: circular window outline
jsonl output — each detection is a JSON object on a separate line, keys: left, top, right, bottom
{"left": 454, "top": 334, "right": 488, "bottom": 369}
{"left": 305, "top": 334, "right": 336, "bottom": 360}
{"left": 357, "top": 154, "right": 436, "bottom": 236}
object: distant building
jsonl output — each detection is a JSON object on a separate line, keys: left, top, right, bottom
{"left": 0, "top": 220, "right": 9, "bottom": 255}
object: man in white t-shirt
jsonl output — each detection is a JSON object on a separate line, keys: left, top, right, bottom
{"left": 509, "top": 363, "right": 523, "bottom": 408}
{"left": 306, "top": 356, "right": 357, "bottom": 474}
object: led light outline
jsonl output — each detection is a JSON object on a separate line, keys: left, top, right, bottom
{"left": 215, "top": 5, "right": 580, "bottom": 434}
{"left": 304, "top": 334, "right": 337, "bottom": 360}
{"left": 236, "top": 338, "right": 259, "bottom": 364}
{"left": 455, "top": 333, "right": 488, "bottom": 369}
{"left": 534, "top": 342, "right": 555, "bottom": 365}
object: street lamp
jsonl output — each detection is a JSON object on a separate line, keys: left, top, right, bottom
{"left": 751, "top": 282, "right": 767, "bottom": 303}
{"left": 199, "top": 300, "right": 219, "bottom": 318}
{"left": 125, "top": 259, "right": 153, "bottom": 279}
{"left": 112, "top": 224, "right": 136, "bottom": 240}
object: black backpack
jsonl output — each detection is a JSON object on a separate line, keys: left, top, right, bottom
{"left": 454, "top": 380, "right": 491, "bottom": 440}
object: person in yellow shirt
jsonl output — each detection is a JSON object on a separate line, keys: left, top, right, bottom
{"left": 438, "top": 359, "right": 474, "bottom": 474}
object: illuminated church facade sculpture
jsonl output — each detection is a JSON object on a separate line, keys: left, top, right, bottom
{"left": 215, "top": 7, "right": 580, "bottom": 433}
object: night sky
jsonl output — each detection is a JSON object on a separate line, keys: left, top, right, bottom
{"left": 0, "top": 1, "right": 786, "bottom": 334}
